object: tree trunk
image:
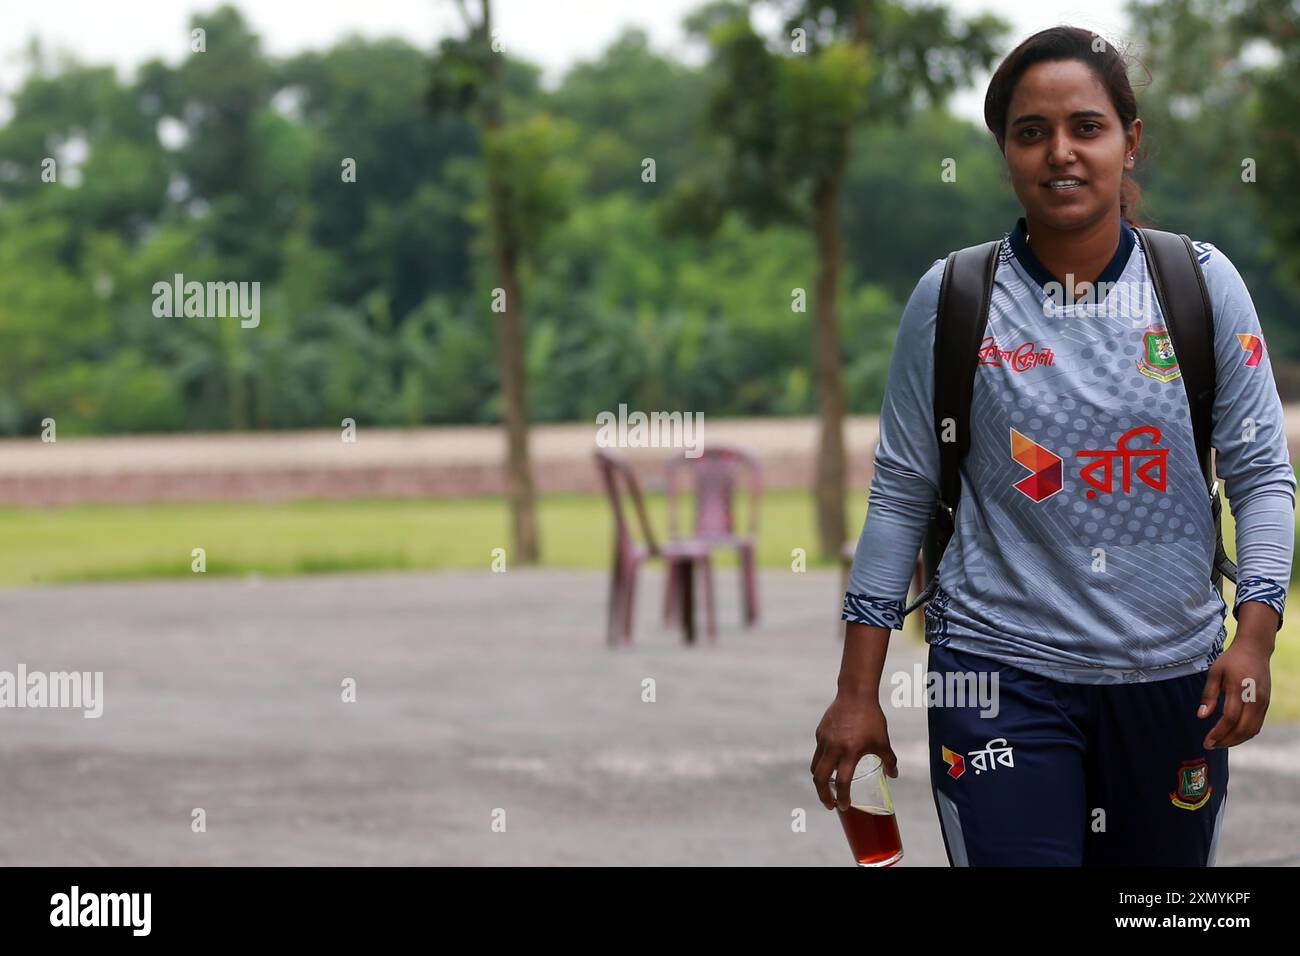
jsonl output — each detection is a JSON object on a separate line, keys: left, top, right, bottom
{"left": 808, "top": 1, "right": 871, "bottom": 562}
{"left": 479, "top": 0, "right": 539, "bottom": 564}
{"left": 811, "top": 143, "right": 849, "bottom": 562}
{"left": 492, "top": 231, "right": 539, "bottom": 564}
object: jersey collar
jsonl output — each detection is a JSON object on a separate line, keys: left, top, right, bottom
{"left": 1007, "top": 215, "right": 1136, "bottom": 298}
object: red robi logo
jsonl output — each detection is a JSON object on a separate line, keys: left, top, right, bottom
{"left": 1010, "top": 429, "right": 1062, "bottom": 502}
{"left": 1011, "top": 426, "right": 1169, "bottom": 501}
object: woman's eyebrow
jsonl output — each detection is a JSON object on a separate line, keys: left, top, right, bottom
{"left": 1010, "top": 110, "right": 1107, "bottom": 127}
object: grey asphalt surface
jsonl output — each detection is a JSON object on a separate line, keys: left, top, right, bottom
{"left": 0, "top": 567, "right": 1295, "bottom": 866}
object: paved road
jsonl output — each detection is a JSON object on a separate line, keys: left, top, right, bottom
{"left": 0, "top": 568, "right": 1295, "bottom": 865}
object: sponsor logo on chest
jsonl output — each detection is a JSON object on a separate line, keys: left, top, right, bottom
{"left": 978, "top": 336, "right": 1056, "bottom": 372}
{"left": 1010, "top": 425, "right": 1169, "bottom": 502}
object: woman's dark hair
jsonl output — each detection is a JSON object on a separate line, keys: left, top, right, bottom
{"left": 983, "top": 26, "right": 1150, "bottom": 228}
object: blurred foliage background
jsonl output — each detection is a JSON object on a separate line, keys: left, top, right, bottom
{"left": 0, "top": 0, "right": 1297, "bottom": 439}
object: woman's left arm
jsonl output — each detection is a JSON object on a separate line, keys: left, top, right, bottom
{"left": 1197, "top": 242, "right": 1297, "bottom": 747}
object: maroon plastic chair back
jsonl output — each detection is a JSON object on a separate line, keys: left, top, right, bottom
{"left": 666, "top": 444, "right": 761, "bottom": 541}
{"left": 595, "top": 449, "right": 661, "bottom": 558}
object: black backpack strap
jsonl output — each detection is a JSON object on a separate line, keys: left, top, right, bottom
{"left": 1134, "top": 227, "right": 1237, "bottom": 587}
{"left": 901, "top": 238, "right": 1000, "bottom": 616}
{"left": 933, "top": 239, "right": 1002, "bottom": 517}
{"left": 1134, "top": 228, "right": 1215, "bottom": 485}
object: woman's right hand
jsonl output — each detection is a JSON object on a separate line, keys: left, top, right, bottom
{"left": 810, "top": 691, "right": 898, "bottom": 811}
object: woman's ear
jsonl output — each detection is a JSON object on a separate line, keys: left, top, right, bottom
{"left": 1126, "top": 117, "right": 1143, "bottom": 160}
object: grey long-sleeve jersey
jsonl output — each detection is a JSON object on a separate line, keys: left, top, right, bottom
{"left": 842, "top": 217, "right": 1297, "bottom": 684}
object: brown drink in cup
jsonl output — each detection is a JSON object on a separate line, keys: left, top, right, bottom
{"left": 831, "top": 753, "right": 903, "bottom": 867}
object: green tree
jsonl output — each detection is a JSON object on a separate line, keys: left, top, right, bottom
{"left": 1126, "top": 0, "right": 1300, "bottom": 378}
{"left": 667, "top": 0, "right": 1006, "bottom": 559}
{"left": 429, "top": 0, "right": 583, "bottom": 564}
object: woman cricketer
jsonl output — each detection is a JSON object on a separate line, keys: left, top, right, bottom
{"left": 810, "top": 25, "right": 1296, "bottom": 866}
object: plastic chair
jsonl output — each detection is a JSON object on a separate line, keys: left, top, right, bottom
{"left": 595, "top": 449, "right": 717, "bottom": 645}
{"left": 664, "top": 444, "right": 761, "bottom": 627}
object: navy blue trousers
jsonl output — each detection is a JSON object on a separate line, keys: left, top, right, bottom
{"left": 926, "top": 643, "right": 1229, "bottom": 866}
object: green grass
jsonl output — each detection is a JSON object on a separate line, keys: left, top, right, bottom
{"left": 0, "top": 490, "right": 848, "bottom": 586}
{"left": 1, "top": 491, "right": 1296, "bottom": 718}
